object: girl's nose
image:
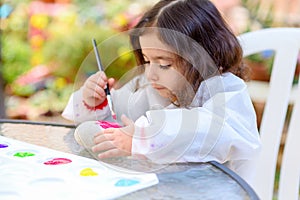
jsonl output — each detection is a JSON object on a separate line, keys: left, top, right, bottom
{"left": 145, "top": 63, "right": 158, "bottom": 81}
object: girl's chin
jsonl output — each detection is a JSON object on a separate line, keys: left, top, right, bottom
{"left": 157, "top": 91, "right": 168, "bottom": 98}
{"left": 156, "top": 90, "right": 174, "bottom": 101}
{"left": 154, "top": 88, "right": 166, "bottom": 95}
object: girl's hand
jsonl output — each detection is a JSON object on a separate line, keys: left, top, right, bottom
{"left": 92, "top": 115, "right": 134, "bottom": 159}
{"left": 82, "top": 71, "right": 115, "bottom": 107}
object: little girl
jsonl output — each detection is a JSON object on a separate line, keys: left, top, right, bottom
{"left": 62, "top": 0, "right": 261, "bottom": 185}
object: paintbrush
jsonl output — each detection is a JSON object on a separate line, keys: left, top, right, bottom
{"left": 92, "top": 38, "right": 113, "bottom": 111}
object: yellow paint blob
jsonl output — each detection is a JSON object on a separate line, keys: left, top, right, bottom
{"left": 80, "top": 168, "right": 98, "bottom": 176}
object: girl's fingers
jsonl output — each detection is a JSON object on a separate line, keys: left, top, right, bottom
{"left": 95, "top": 72, "right": 108, "bottom": 87}
{"left": 86, "top": 88, "right": 102, "bottom": 99}
{"left": 97, "top": 148, "right": 130, "bottom": 159}
{"left": 103, "top": 128, "right": 115, "bottom": 134}
{"left": 120, "top": 115, "right": 135, "bottom": 136}
{"left": 121, "top": 115, "right": 134, "bottom": 126}
{"left": 85, "top": 81, "right": 106, "bottom": 98}
{"left": 92, "top": 128, "right": 132, "bottom": 158}
{"left": 94, "top": 133, "right": 114, "bottom": 144}
{"left": 92, "top": 140, "right": 114, "bottom": 152}
{"left": 94, "top": 128, "right": 113, "bottom": 138}
{"left": 85, "top": 72, "right": 109, "bottom": 94}
{"left": 91, "top": 71, "right": 107, "bottom": 82}
{"left": 108, "top": 78, "right": 115, "bottom": 89}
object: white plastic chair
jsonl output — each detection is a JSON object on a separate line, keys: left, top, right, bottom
{"left": 238, "top": 27, "right": 300, "bottom": 200}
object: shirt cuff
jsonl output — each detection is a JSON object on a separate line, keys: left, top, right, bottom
{"left": 83, "top": 98, "right": 108, "bottom": 111}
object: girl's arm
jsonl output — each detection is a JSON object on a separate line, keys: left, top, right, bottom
{"left": 131, "top": 73, "right": 261, "bottom": 184}
{"left": 132, "top": 103, "right": 260, "bottom": 163}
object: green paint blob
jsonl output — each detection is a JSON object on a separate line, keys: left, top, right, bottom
{"left": 114, "top": 179, "right": 140, "bottom": 187}
{"left": 13, "top": 152, "right": 35, "bottom": 158}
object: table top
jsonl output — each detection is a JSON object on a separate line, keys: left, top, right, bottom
{"left": 0, "top": 119, "right": 259, "bottom": 200}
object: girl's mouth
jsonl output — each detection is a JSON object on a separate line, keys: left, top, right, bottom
{"left": 151, "top": 84, "right": 164, "bottom": 90}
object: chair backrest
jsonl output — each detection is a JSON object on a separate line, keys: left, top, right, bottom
{"left": 238, "top": 27, "right": 300, "bottom": 200}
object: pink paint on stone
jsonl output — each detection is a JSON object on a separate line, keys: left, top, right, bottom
{"left": 97, "top": 121, "right": 121, "bottom": 129}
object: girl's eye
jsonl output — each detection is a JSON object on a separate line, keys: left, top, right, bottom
{"left": 143, "top": 60, "right": 171, "bottom": 69}
{"left": 159, "top": 64, "right": 171, "bottom": 69}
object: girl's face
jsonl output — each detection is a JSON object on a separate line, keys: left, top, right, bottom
{"left": 139, "top": 31, "right": 186, "bottom": 101}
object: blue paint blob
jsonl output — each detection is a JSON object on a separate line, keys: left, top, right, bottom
{"left": 114, "top": 179, "right": 140, "bottom": 187}
{"left": 0, "top": 144, "right": 8, "bottom": 148}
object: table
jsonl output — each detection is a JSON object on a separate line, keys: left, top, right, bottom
{"left": 0, "top": 119, "right": 259, "bottom": 200}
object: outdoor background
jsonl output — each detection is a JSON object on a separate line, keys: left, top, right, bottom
{"left": 1, "top": 0, "right": 300, "bottom": 123}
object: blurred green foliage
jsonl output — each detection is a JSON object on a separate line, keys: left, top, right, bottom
{"left": 2, "top": 35, "right": 32, "bottom": 84}
{"left": 42, "top": 24, "right": 135, "bottom": 83}
{"left": 241, "top": 0, "right": 274, "bottom": 31}
{"left": 1, "top": 0, "right": 142, "bottom": 97}
{"left": 1, "top": 2, "right": 31, "bottom": 84}
{"left": 1, "top": 0, "right": 150, "bottom": 118}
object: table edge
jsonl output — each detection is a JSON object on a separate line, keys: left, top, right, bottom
{"left": 209, "top": 161, "right": 260, "bottom": 200}
{"left": 0, "top": 118, "right": 76, "bottom": 128}
{"left": 0, "top": 119, "right": 260, "bottom": 199}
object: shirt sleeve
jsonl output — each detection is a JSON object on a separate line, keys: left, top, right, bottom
{"left": 61, "top": 87, "right": 112, "bottom": 125}
{"left": 132, "top": 105, "right": 260, "bottom": 161}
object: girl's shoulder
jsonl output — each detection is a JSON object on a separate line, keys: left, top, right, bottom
{"left": 204, "top": 72, "right": 246, "bottom": 89}
{"left": 192, "top": 72, "right": 247, "bottom": 106}
{"left": 220, "top": 72, "right": 247, "bottom": 90}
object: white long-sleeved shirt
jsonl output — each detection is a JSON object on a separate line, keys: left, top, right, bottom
{"left": 62, "top": 72, "right": 261, "bottom": 185}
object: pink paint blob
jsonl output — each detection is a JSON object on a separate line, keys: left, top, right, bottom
{"left": 43, "top": 158, "right": 72, "bottom": 165}
{"left": 97, "top": 121, "right": 121, "bottom": 129}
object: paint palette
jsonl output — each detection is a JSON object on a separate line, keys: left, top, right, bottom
{"left": 0, "top": 136, "right": 158, "bottom": 200}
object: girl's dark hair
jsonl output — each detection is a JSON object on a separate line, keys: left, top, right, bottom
{"left": 129, "top": 0, "right": 249, "bottom": 105}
